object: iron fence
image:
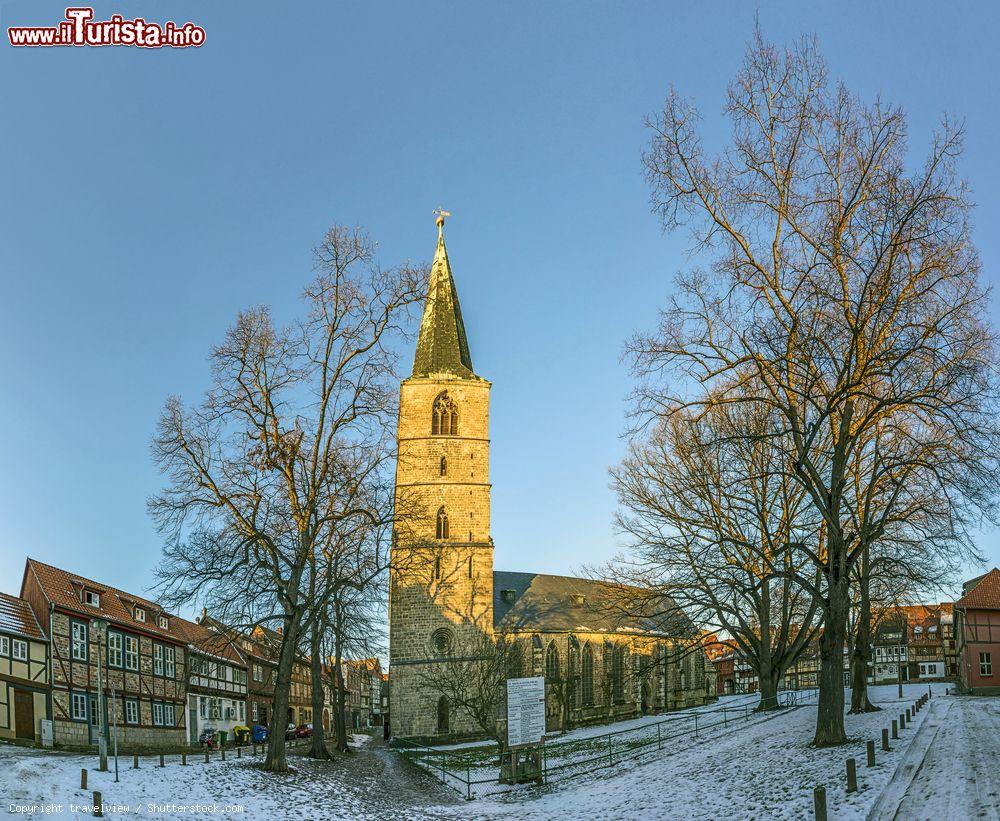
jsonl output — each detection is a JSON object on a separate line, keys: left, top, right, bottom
{"left": 396, "top": 688, "right": 818, "bottom": 800}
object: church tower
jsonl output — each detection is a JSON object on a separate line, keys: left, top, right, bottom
{"left": 389, "top": 214, "right": 494, "bottom": 738}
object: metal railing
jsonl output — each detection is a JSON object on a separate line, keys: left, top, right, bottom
{"left": 397, "top": 689, "right": 817, "bottom": 800}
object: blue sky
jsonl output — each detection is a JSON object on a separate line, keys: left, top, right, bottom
{"left": 2, "top": 1, "right": 998, "bottom": 613}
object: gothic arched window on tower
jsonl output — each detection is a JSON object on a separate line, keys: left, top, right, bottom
{"left": 432, "top": 393, "right": 459, "bottom": 436}
{"left": 440, "top": 456, "right": 447, "bottom": 476}
{"left": 436, "top": 507, "right": 449, "bottom": 540}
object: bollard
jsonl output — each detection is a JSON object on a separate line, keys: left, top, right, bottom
{"left": 814, "top": 785, "right": 827, "bottom": 821}
{"left": 94, "top": 791, "right": 103, "bottom": 818}
{"left": 866, "top": 740, "right": 875, "bottom": 767}
{"left": 159, "top": 753, "right": 165, "bottom": 768}
{"left": 182, "top": 753, "right": 187, "bottom": 766}
{"left": 892, "top": 719, "right": 898, "bottom": 739}
{"left": 253, "top": 743, "right": 257, "bottom": 756}
{"left": 81, "top": 769, "right": 88, "bottom": 790}
{"left": 846, "top": 758, "right": 857, "bottom": 793}
{"left": 899, "top": 712, "right": 906, "bottom": 730}
{"left": 221, "top": 747, "right": 226, "bottom": 761}
{"left": 906, "top": 708, "right": 911, "bottom": 723}
{"left": 928, "top": 685, "right": 932, "bottom": 700}
{"left": 133, "top": 753, "right": 139, "bottom": 769}
{"left": 882, "top": 728, "right": 890, "bottom": 751}
{"left": 205, "top": 749, "right": 210, "bottom": 764}
{"left": 237, "top": 746, "right": 242, "bottom": 758}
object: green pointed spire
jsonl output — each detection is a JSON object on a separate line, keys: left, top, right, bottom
{"left": 412, "top": 216, "right": 476, "bottom": 378}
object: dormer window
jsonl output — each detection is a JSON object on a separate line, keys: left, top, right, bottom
{"left": 84, "top": 590, "right": 100, "bottom": 608}
{"left": 135, "top": 608, "right": 146, "bottom": 622}
{"left": 158, "top": 616, "right": 169, "bottom": 630}
{"left": 501, "top": 589, "right": 516, "bottom": 603}
{"left": 569, "top": 593, "right": 585, "bottom": 605}
{"left": 914, "top": 625, "right": 923, "bottom": 634}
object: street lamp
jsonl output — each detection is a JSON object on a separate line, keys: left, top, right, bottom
{"left": 91, "top": 619, "right": 108, "bottom": 773}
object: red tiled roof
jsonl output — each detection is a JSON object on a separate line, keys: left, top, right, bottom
{"left": 23, "top": 558, "right": 246, "bottom": 665}
{"left": 24, "top": 558, "right": 180, "bottom": 641}
{"left": 956, "top": 568, "right": 1000, "bottom": 611}
{"left": 174, "top": 617, "right": 247, "bottom": 666}
{"left": 0, "top": 592, "right": 46, "bottom": 640}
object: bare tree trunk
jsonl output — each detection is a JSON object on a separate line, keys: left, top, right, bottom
{"left": 332, "top": 608, "right": 349, "bottom": 753}
{"left": 813, "top": 572, "right": 849, "bottom": 746}
{"left": 756, "top": 641, "right": 782, "bottom": 712}
{"left": 264, "top": 619, "right": 299, "bottom": 772}
{"left": 308, "top": 620, "right": 332, "bottom": 759}
{"left": 850, "top": 547, "right": 878, "bottom": 713}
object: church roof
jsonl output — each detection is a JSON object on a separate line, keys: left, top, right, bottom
{"left": 492, "top": 571, "right": 695, "bottom": 638}
{"left": 411, "top": 221, "right": 476, "bottom": 379}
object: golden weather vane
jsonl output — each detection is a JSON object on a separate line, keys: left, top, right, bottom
{"left": 432, "top": 208, "right": 452, "bottom": 232}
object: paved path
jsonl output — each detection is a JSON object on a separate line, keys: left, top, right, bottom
{"left": 871, "top": 696, "right": 1000, "bottom": 821}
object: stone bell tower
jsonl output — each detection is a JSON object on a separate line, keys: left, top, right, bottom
{"left": 388, "top": 213, "right": 494, "bottom": 738}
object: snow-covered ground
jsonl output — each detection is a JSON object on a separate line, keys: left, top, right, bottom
{"left": 435, "top": 683, "right": 957, "bottom": 820}
{"left": 4, "top": 684, "right": 992, "bottom": 820}
{"left": 869, "top": 695, "right": 1000, "bottom": 821}
{"left": 1, "top": 735, "right": 457, "bottom": 819}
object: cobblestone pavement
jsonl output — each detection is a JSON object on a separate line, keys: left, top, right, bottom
{"left": 285, "top": 737, "right": 465, "bottom": 819}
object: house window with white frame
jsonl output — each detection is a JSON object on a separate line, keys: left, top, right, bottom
{"left": 164, "top": 703, "right": 175, "bottom": 726}
{"left": 981, "top": 652, "right": 993, "bottom": 677}
{"left": 158, "top": 615, "right": 169, "bottom": 630}
{"left": 124, "top": 634, "right": 139, "bottom": 671}
{"left": 252, "top": 701, "right": 258, "bottom": 723}
{"left": 0, "top": 636, "right": 8, "bottom": 656}
{"left": 253, "top": 663, "right": 262, "bottom": 682}
{"left": 71, "top": 691, "right": 88, "bottom": 721}
{"left": 134, "top": 608, "right": 145, "bottom": 622}
{"left": 107, "top": 631, "right": 123, "bottom": 667}
{"left": 71, "top": 621, "right": 88, "bottom": 661}
{"left": 154, "top": 644, "right": 164, "bottom": 676}
{"left": 165, "top": 645, "right": 176, "bottom": 678}
{"left": 152, "top": 702, "right": 164, "bottom": 726}
{"left": 84, "top": 590, "right": 100, "bottom": 607}
{"left": 125, "top": 699, "right": 139, "bottom": 725}
{"left": 12, "top": 639, "right": 27, "bottom": 661}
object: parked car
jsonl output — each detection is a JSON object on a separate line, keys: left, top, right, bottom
{"left": 295, "top": 723, "right": 313, "bottom": 738}
{"left": 199, "top": 727, "right": 218, "bottom": 749}
{"left": 284, "top": 723, "right": 298, "bottom": 741}
{"left": 252, "top": 724, "right": 269, "bottom": 744}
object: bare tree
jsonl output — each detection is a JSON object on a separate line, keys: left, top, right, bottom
{"left": 150, "top": 224, "right": 423, "bottom": 771}
{"left": 415, "top": 632, "right": 524, "bottom": 765}
{"left": 613, "top": 393, "right": 822, "bottom": 711}
{"left": 325, "top": 573, "right": 387, "bottom": 753}
{"left": 635, "top": 30, "right": 1000, "bottom": 744}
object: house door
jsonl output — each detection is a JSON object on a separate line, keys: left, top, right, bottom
{"left": 189, "top": 695, "right": 200, "bottom": 744}
{"left": 13, "top": 690, "right": 35, "bottom": 740}
{"left": 89, "top": 695, "right": 102, "bottom": 744}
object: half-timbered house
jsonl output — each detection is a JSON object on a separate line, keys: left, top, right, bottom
{"left": 0, "top": 592, "right": 49, "bottom": 742}
{"left": 19, "top": 558, "right": 186, "bottom": 748}
{"left": 182, "top": 617, "right": 249, "bottom": 745}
